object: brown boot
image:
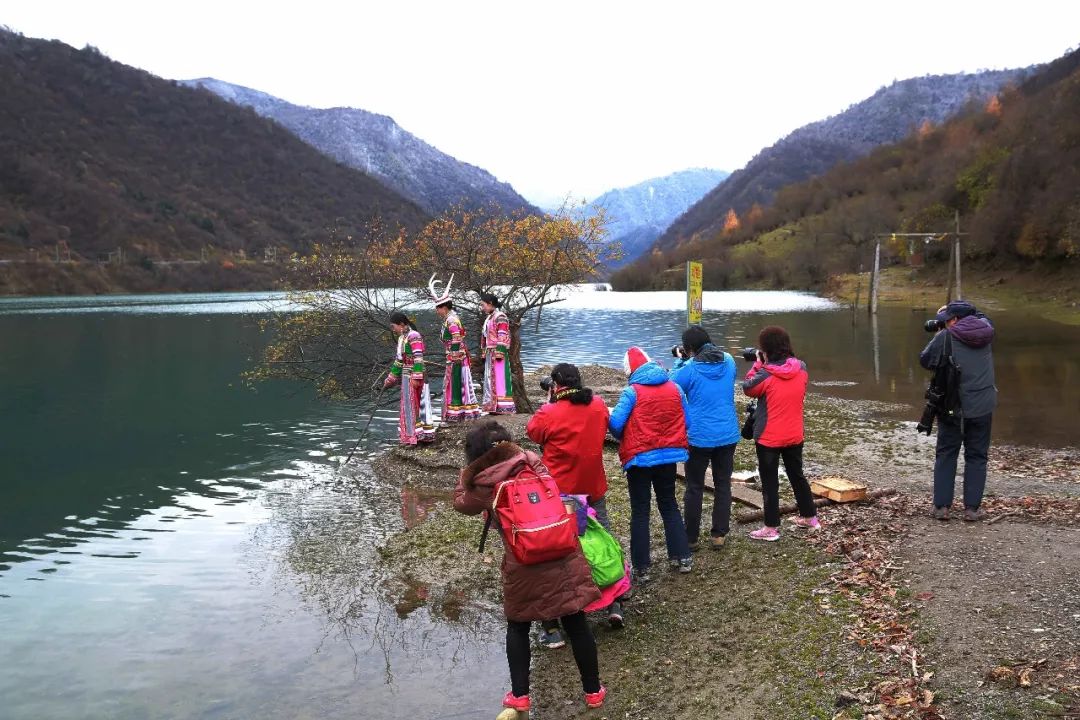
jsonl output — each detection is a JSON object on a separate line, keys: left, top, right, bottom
{"left": 933, "top": 506, "right": 950, "bottom": 521}
{"left": 963, "top": 506, "right": 987, "bottom": 522}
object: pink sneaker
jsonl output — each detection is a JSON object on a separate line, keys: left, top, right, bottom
{"left": 503, "top": 691, "right": 530, "bottom": 711}
{"left": 792, "top": 516, "right": 821, "bottom": 530}
{"left": 584, "top": 685, "right": 607, "bottom": 708}
{"left": 748, "top": 526, "right": 780, "bottom": 542}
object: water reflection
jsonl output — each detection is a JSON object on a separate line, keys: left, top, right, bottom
{"left": 1, "top": 289, "right": 1077, "bottom": 719}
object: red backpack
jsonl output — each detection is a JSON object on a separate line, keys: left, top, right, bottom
{"left": 488, "top": 466, "right": 579, "bottom": 565}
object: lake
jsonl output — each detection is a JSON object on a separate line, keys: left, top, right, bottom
{"left": 1, "top": 287, "right": 1077, "bottom": 719}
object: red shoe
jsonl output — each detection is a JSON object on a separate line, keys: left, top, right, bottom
{"left": 584, "top": 685, "right": 607, "bottom": 708}
{"left": 502, "top": 691, "right": 530, "bottom": 711}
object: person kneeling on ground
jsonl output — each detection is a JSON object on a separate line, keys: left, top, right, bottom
{"left": 742, "top": 326, "right": 820, "bottom": 541}
{"left": 669, "top": 325, "right": 740, "bottom": 551}
{"left": 526, "top": 363, "right": 625, "bottom": 639}
{"left": 453, "top": 420, "right": 607, "bottom": 712}
{"left": 609, "top": 346, "right": 693, "bottom": 582}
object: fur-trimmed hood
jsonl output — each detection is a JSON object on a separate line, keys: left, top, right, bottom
{"left": 459, "top": 442, "right": 539, "bottom": 491}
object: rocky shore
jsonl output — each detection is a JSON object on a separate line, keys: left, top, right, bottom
{"left": 368, "top": 365, "right": 1080, "bottom": 720}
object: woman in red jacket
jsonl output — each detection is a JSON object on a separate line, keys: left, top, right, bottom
{"left": 742, "top": 326, "right": 821, "bottom": 541}
{"left": 526, "top": 363, "right": 624, "bottom": 633}
{"left": 454, "top": 420, "right": 607, "bottom": 712}
{"left": 526, "top": 364, "right": 611, "bottom": 525}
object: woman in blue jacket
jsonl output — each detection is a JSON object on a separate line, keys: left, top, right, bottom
{"left": 669, "top": 326, "right": 740, "bottom": 550}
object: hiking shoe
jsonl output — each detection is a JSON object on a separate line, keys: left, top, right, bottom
{"left": 687, "top": 539, "right": 700, "bottom": 552}
{"left": 539, "top": 628, "right": 565, "bottom": 649}
{"left": 963, "top": 506, "right": 987, "bottom": 522}
{"left": 584, "top": 685, "right": 607, "bottom": 709}
{"left": 710, "top": 535, "right": 727, "bottom": 550}
{"left": 631, "top": 567, "right": 650, "bottom": 586}
{"left": 933, "top": 506, "right": 950, "bottom": 521}
{"left": 792, "top": 515, "right": 821, "bottom": 530}
{"left": 749, "top": 526, "right": 780, "bottom": 542}
{"left": 678, "top": 556, "right": 693, "bottom": 573}
{"left": 503, "top": 691, "right": 530, "bottom": 711}
{"left": 607, "top": 601, "right": 624, "bottom": 629}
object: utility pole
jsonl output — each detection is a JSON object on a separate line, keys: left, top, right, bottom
{"left": 869, "top": 237, "right": 881, "bottom": 315}
{"left": 954, "top": 210, "right": 963, "bottom": 300}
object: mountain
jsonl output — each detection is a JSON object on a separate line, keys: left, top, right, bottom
{"left": 589, "top": 168, "right": 728, "bottom": 266}
{"left": 184, "top": 78, "right": 535, "bottom": 216}
{"left": 0, "top": 30, "right": 429, "bottom": 293}
{"left": 655, "top": 68, "right": 1027, "bottom": 251}
{"left": 612, "top": 49, "right": 1080, "bottom": 291}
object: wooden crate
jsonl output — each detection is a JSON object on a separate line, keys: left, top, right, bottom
{"left": 810, "top": 476, "right": 868, "bottom": 503}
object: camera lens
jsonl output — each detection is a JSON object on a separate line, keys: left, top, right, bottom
{"left": 539, "top": 377, "right": 553, "bottom": 392}
{"left": 924, "top": 319, "right": 943, "bottom": 332}
{"left": 741, "top": 348, "right": 758, "bottom": 362}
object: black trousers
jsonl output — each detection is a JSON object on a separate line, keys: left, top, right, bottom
{"left": 684, "top": 443, "right": 736, "bottom": 541}
{"left": 756, "top": 443, "right": 816, "bottom": 527}
{"left": 508, "top": 611, "right": 600, "bottom": 696}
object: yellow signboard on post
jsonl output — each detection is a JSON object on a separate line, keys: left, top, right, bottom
{"left": 686, "top": 261, "right": 703, "bottom": 326}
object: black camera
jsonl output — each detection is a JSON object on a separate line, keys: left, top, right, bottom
{"left": 740, "top": 347, "right": 758, "bottom": 362}
{"left": 539, "top": 376, "right": 553, "bottom": 392}
{"left": 924, "top": 319, "right": 945, "bottom": 333}
{"left": 916, "top": 385, "right": 945, "bottom": 435}
{"left": 670, "top": 344, "right": 686, "bottom": 359}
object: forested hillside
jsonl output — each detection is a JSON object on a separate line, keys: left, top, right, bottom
{"left": 0, "top": 30, "right": 428, "bottom": 293}
{"left": 613, "top": 50, "right": 1079, "bottom": 291}
{"left": 185, "top": 78, "right": 536, "bottom": 216}
{"left": 655, "top": 69, "right": 1024, "bottom": 254}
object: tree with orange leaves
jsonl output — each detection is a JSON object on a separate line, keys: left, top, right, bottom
{"left": 251, "top": 205, "right": 614, "bottom": 414}
{"left": 722, "top": 208, "right": 740, "bottom": 234}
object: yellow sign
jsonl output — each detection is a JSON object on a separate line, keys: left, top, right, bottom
{"left": 686, "top": 261, "right": 703, "bottom": 325}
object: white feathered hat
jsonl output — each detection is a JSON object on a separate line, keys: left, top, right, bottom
{"left": 428, "top": 273, "right": 454, "bottom": 307}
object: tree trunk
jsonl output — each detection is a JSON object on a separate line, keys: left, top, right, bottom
{"left": 508, "top": 320, "right": 533, "bottom": 413}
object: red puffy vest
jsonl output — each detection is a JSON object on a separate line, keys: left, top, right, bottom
{"left": 618, "top": 381, "right": 688, "bottom": 466}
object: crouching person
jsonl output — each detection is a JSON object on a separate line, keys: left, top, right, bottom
{"left": 610, "top": 347, "right": 693, "bottom": 581}
{"left": 454, "top": 420, "right": 607, "bottom": 712}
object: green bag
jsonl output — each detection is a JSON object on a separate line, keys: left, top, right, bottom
{"left": 579, "top": 517, "right": 625, "bottom": 588}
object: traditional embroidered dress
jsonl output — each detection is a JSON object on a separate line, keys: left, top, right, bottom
{"left": 481, "top": 308, "right": 515, "bottom": 414}
{"left": 440, "top": 310, "right": 482, "bottom": 422}
{"left": 384, "top": 329, "right": 436, "bottom": 445}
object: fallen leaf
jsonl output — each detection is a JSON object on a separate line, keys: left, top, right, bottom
{"left": 1019, "top": 667, "right": 1034, "bottom": 688}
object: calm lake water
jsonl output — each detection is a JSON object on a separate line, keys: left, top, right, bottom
{"left": 1, "top": 288, "right": 1077, "bottom": 719}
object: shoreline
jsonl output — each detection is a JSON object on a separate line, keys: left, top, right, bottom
{"left": 369, "top": 365, "right": 1080, "bottom": 719}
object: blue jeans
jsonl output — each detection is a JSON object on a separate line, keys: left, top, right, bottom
{"left": 934, "top": 413, "right": 992, "bottom": 509}
{"left": 626, "top": 463, "right": 690, "bottom": 571}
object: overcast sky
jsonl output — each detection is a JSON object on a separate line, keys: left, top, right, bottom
{"left": 4, "top": 1, "right": 1078, "bottom": 206}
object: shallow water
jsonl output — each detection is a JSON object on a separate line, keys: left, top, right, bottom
{"left": 0, "top": 287, "right": 1076, "bottom": 719}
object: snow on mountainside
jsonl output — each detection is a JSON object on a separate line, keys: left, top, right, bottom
{"left": 184, "top": 78, "right": 535, "bottom": 215}
{"left": 588, "top": 168, "right": 729, "bottom": 266}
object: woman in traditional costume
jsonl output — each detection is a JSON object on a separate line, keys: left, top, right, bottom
{"left": 430, "top": 274, "right": 481, "bottom": 422}
{"left": 383, "top": 311, "right": 436, "bottom": 445}
{"left": 479, "top": 291, "right": 515, "bottom": 414}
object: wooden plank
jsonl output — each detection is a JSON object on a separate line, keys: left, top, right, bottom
{"left": 730, "top": 483, "right": 764, "bottom": 510}
{"left": 675, "top": 463, "right": 763, "bottom": 509}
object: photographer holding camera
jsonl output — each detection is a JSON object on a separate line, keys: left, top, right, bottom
{"left": 669, "top": 326, "right": 740, "bottom": 551}
{"left": 742, "top": 326, "right": 819, "bottom": 541}
{"left": 919, "top": 301, "right": 997, "bottom": 521}
{"left": 526, "top": 364, "right": 625, "bottom": 634}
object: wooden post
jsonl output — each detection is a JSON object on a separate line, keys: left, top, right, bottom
{"left": 954, "top": 211, "right": 963, "bottom": 300}
{"left": 944, "top": 238, "right": 954, "bottom": 306}
{"left": 869, "top": 238, "right": 881, "bottom": 315}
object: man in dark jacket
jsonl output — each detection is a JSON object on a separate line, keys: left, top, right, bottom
{"left": 919, "top": 300, "right": 998, "bottom": 521}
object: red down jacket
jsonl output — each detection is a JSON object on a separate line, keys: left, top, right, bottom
{"left": 742, "top": 356, "right": 808, "bottom": 448}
